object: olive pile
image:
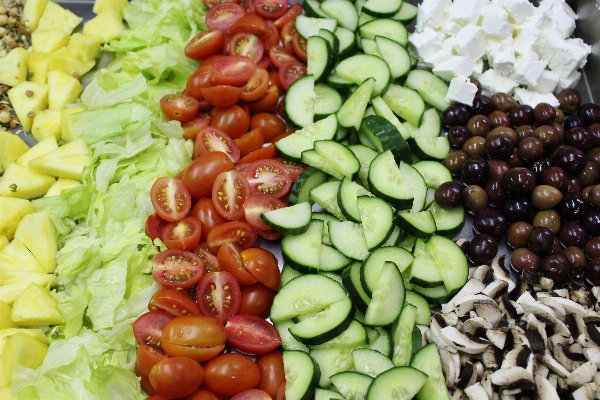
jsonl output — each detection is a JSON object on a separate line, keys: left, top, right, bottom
{"left": 435, "top": 87, "right": 600, "bottom": 286}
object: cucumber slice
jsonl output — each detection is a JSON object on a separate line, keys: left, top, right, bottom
{"left": 312, "top": 211, "right": 341, "bottom": 245}
{"left": 275, "top": 114, "right": 338, "bottom": 162}
{"left": 309, "top": 180, "right": 345, "bottom": 221}
{"left": 281, "top": 220, "right": 323, "bottom": 274}
{"left": 337, "top": 177, "right": 371, "bottom": 223}
{"left": 404, "top": 290, "right": 432, "bottom": 326}
{"left": 276, "top": 320, "right": 310, "bottom": 352}
{"left": 410, "top": 282, "right": 453, "bottom": 305}
{"left": 283, "top": 350, "right": 321, "bottom": 400}
{"left": 307, "top": 36, "right": 336, "bottom": 84}
{"left": 410, "top": 343, "right": 451, "bottom": 400}
{"left": 348, "top": 144, "right": 378, "bottom": 189}
{"left": 310, "top": 319, "right": 369, "bottom": 349}
{"left": 328, "top": 220, "right": 370, "bottom": 261}
{"left": 336, "top": 77, "right": 376, "bottom": 132}
{"left": 428, "top": 201, "right": 465, "bottom": 237}
{"left": 303, "top": 0, "right": 329, "bottom": 18}
{"left": 362, "top": 0, "right": 402, "bottom": 18}
{"left": 352, "top": 348, "right": 395, "bottom": 378}
{"left": 368, "top": 327, "right": 392, "bottom": 357}
{"left": 315, "top": 388, "right": 345, "bottom": 400}
{"left": 390, "top": 304, "right": 417, "bottom": 366}
{"left": 361, "top": 245, "right": 414, "bottom": 296}
{"left": 319, "top": 243, "right": 353, "bottom": 273}
{"left": 407, "top": 239, "right": 444, "bottom": 288}
{"left": 409, "top": 136, "right": 450, "bottom": 161}
{"left": 334, "top": 54, "right": 390, "bottom": 97}
{"left": 281, "top": 264, "right": 302, "bottom": 287}
{"left": 364, "top": 261, "right": 405, "bottom": 326}
{"left": 375, "top": 36, "right": 411, "bottom": 80}
{"left": 357, "top": 115, "right": 411, "bottom": 164}
{"left": 261, "top": 201, "right": 312, "bottom": 235}
{"left": 403, "top": 107, "right": 442, "bottom": 138}
{"left": 285, "top": 74, "right": 315, "bottom": 128}
{"left": 357, "top": 195, "right": 394, "bottom": 249}
{"left": 289, "top": 297, "right": 355, "bottom": 345}
{"left": 313, "top": 83, "right": 343, "bottom": 119}
{"left": 370, "top": 96, "right": 411, "bottom": 140}
{"left": 382, "top": 83, "right": 425, "bottom": 127}
{"left": 313, "top": 140, "right": 360, "bottom": 181}
{"left": 412, "top": 160, "right": 452, "bottom": 188}
{"left": 320, "top": 0, "right": 358, "bottom": 32}
{"left": 366, "top": 366, "right": 428, "bottom": 400}
{"left": 334, "top": 26, "right": 358, "bottom": 60}
{"left": 295, "top": 14, "right": 338, "bottom": 40}
{"left": 393, "top": 1, "right": 418, "bottom": 22}
{"left": 394, "top": 210, "right": 437, "bottom": 239}
{"left": 289, "top": 166, "right": 329, "bottom": 206}
{"left": 331, "top": 371, "right": 374, "bottom": 400}
{"left": 425, "top": 235, "right": 469, "bottom": 295}
{"left": 358, "top": 18, "right": 408, "bottom": 47}
{"left": 404, "top": 69, "right": 451, "bottom": 112}
{"left": 341, "top": 261, "right": 370, "bottom": 314}
{"left": 310, "top": 348, "right": 354, "bottom": 388}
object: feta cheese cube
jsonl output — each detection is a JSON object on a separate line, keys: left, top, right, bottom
{"left": 513, "top": 53, "right": 547, "bottom": 86}
{"left": 492, "top": 47, "right": 517, "bottom": 75}
{"left": 422, "top": 49, "right": 455, "bottom": 69}
{"left": 513, "top": 87, "right": 559, "bottom": 107}
{"left": 409, "top": 27, "right": 444, "bottom": 61}
{"left": 494, "top": 0, "right": 534, "bottom": 23}
{"left": 540, "top": 0, "right": 577, "bottom": 38}
{"left": 556, "top": 70, "right": 581, "bottom": 92}
{"left": 472, "top": 59, "right": 484, "bottom": 77}
{"left": 447, "top": 0, "right": 486, "bottom": 25}
{"left": 538, "top": 29, "right": 564, "bottom": 63}
{"left": 445, "top": 77, "right": 478, "bottom": 106}
{"left": 481, "top": 4, "right": 511, "bottom": 38}
{"left": 416, "top": 0, "right": 453, "bottom": 32}
{"left": 529, "top": 70, "right": 560, "bottom": 94}
{"left": 478, "top": 69, "right": 519, "bottom": 97}
{"left": 513, "top": 26, "right": 541, "bottom": 56}
{"left": 549, "top": 38, "right": 591, "bottom": 78}
{"left": 432, "top": 56, "right": 476, "bottom": 81}
{"left": 440, "top": 18, "right": 462, "bottom": 36}
{"left": 452, "top": 24, "right": 487, "bottom": 61}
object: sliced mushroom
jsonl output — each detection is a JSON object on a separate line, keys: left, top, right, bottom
{"left": 542, "top": 350, "right": 571, "bottom": 378}
{"left": 482, "top": 345, "right": 502, "bottom": 370}
{"left": 486, "top": 330, "right": 507, "bottom": 350}
{"left": 566, "top": 361, "right": 597, "bottom": 388}
{"left": 472, "top": 264, "right": 494, "bottom": 283}
{"left": 571, "top": 382, "right": 600, "bottom": 400}
{"left": 457, "top": 361, "right": 477, "bottom": 389}
{"left": 464, "top": 382, "right": 490, "bottom": 400}
{"left": 481, "top": 371, "right": 494, "bottom": 398}
{"left": 537, "top": 297, "right": 567, "bottom": 321}
{"left": 507, "top": 326, "right": 530, "bottom": 350}
{"left": 552, "top": 288, "right": 570, "bottom": 299}
{"left": 429, "top": 314, "right": 458, "bottom": 353}
{"left": 516, "top": 291, "right": 537, "bottom": 305}
{"left": 551, "top": 297, "right": 588, "bottom": 318}
{"left": 499, "top": 294, "right": 520, "bottom": 321}
{"left": 570, "top": 283, "right": 596, "bottom": 307}
{"left": 502, "top": 345, "right": 532, "bottom": 369}
{"left": 535, "top": 361, "right": 550, "bottom": 380}
{"left": 482, "top": 279, "right": 510, "bottom": 300}
{"left": 548, "top": 333, "right": 571, "bottom": 352}
{"left": 520, "top": 301, "right": 558, "bottom": 325}
{"left": 440, "top": 326, "right": 490, "bottom": 354}
{"left": 490, "top": 366, "right": 535, "bottom": 390}
{"left": 534, "top": 373, "right": 560, "bottom": 400}
{"left": 587, "top": 323, "right": 600, "bottom": 347}
{"left": 554, "top": 343, "right": 585, "bottom": 372}
{"left": 439, "top": 347, "right": 461, "bottom": 388}
{"left": 454, "top": 294, "right": 497, "bottom": 317}
{"left": 525, "top": 313, "right": 547, "bottom": 353}
{"left": 461, "top": 317, "right": 493, "bottom": 337}
{"left": 583, "top": 346, "right": 600, "bottom": 369}
{"left": 476, "top": 302, "right": 503, "bottom": 327}
{"left": 450, "top": 388, "right": 464, "bottom": 400}
{"left": 441, "top": 277, "right": 485, "bottom": 314}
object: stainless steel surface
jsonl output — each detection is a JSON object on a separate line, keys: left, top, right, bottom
{"left": 573, "top": 0, "right": 600, "bottom": 103}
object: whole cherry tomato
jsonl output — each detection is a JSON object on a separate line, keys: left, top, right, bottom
{"left": 149, "top": 357, "right": 204, "bottom": 398}
{"left": 256, "top": 349, "right": 286, "bottom": 398}
{"left": 182, "top": 152, "right": 235, "bottom": 199}
{"left": 203, "top": 353, "right": 261, "bottom": 397}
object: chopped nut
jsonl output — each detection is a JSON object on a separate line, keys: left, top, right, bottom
{"left": 24, "top": 89, "right": 33, "bottom": 97}
{"left": 26, "top": 111, "right": 35, "bottom": 118}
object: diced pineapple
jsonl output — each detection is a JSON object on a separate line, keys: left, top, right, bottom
{"left": 15, "top": 136, "right": 58, "bottom": 168}
{"left": 36, "top": 1, "right": 83, "bottom": 34}
{"left": 31, "top": 29, "right": 69, "bottom": 54}
{"left": 0, "top": 332, "right": 48, "bottom": 387}
{"left": 0, "top": 279, "right": 53, "bottom": 305}
{"left": 93, "top": 0, "right": 128, "bottom": 15}
{"left": 44, "top": 178, "right": 82, "bottom": 197}
{"left": 27, "top": 52, "right": 50, "bottom": 84}
{"left": 11, "top": 283, "right": 63, "bottom": 326}
{"left": 67, "top": 33, "right": 103, "bottom": 63}
{"left": 0, "top": 328, "right": 47, "bottom": 344}
{"left": 0, "top": 47, "right": 28, "bottom": 87}
{"left": 48, "top": 47, "right": 95, "bottom": 78}
{"left": 7, "top": 81, "right": 49, "bottom": 132}
{"left": 47, "top": 70, "right": 82, "bottom": 110}
{"left": 83, "top": 9, "right": 124, "bottom": 43}
{"left": 0, "top": 239, "right": 44, "bottom": 273}
{"left": 0, "top": 237, "right": 7, "bottom": 252}
{"left": 0, "top": 163, "right": 55, "bottom": 199}
{"left": 31, "top": 109, "right": 61, "bottom": 141}
{"left": 0, "top": 131, "right": 30, "bottom": 172}
{"left": 20, "top": 0, "right": 50, "bottom": 31}
{"left": 13, "top": 211, "right": 57, "bottom": 273}
{"left": 28, "top": 139, "right": 92, "bottom": 181}
{"left": 0, "top": 388, "right": 18, "bottom": 400}
{"left": 1, "top": 270, "right": 55, "bottom": 287}
{"left": 60, "top": 106, "right": 84, "bottom": 142}
{"left": 0, "top": 197, "right": 34, "bottom": 241}
{"left": 0, "top": 301, "right": 16, "bottom": 329}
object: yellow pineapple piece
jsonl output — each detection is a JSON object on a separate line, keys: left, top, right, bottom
{"left": 0, "top": 131, "right": 30, "bottom": 172}
{"left": 1, "top": 270, "right": 54, "bottom": 287}
{"left": 44, "top": 178, "right": 82, "bottom": 197}
{"left": 47, "top": 70, "right": 82, "bottom": 110}
{"left": 36, "top": 2, "right": 82, "bottom": 34}
{"left": 0, "top": 237, "right": 7, "bottom": 252}
{"left": 28, "top": 139, "right": 92, "bottom": 181}
{"left": 27, "top": 52, "right": 50, "bottom": 84}
{"left": 0, "top": 197, "right": 34, "bottom": 241}
{"left": 0, "top": 47, "right": 28, "bottom": 87}
{"left": 48, "top": 47, "right": 95, "bottom": 78}
{"left": 93, "top": 0, "right": 128, "bottom": 15}
{"left": 31, "top": 29, "right": 69, "bottom": 54}
{"left": 0, "top": 329, "right": 47, "bottom": 344}
{"left": 11, "top": 283, "right": 63, "bottom": 326}
{"left": 67, "top": 33, "right": 103, "bottom": 63}
{"left": 20, "top": 0, "right": 50, "bottom": 31}
{"left": 13, "top": 211, "right": 57, "bottom": 273}
{"left": 0, "top": 332, "right": 48, "bottom": 387}
{"left": 60, "top": 106, "right": 84, "bottom": 142}
{"left": 0, "top": 239, "right": 44, "bottom": 273}
{"left": 0, "top": 388, "right": 18, "bottom": 400}
{"left": 0, "top": 163, "right": 55, "bottom": 199}
{"left": 0, "top": 279, "right": 53, "bottom": 305}
{"left": 0, "top": 301, "right": 16, "bottom": 329}
{"left": 31, "top": 109, "right": 61, "bottom": 141}
{"left": 7, "top": 81, "right": 49, "bottom": 132}
{"left": 15, "top": 136, "right": 58, "bottom": 168}
{"left": 83, "top": 10, "right": 124, "bottom": 43}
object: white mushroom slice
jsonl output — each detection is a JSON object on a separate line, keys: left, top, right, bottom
{"left": 538, "top": 297, "right": 567, "bottom": 321}
{"left": 571, "top": 285, "right": 596, "bottom": 307}
{"left": 439, "top": 347, "right": 461, "bottom": 388}
{"left": 525, "top": 313, "right": 547, "bottom": 353}
{"left": 516, "top": 291, "right": 536, "bottom": 305}
{"left": 461, "top": 317, "right": 493, "bottom": 336}
{"left": 442, "top": 278, "right": 486, "bottom": 314}
{"left": 536, "top": 363, "right": 550, "bottom": 380}
{"left": 464, "top": 382, "right": 490, "bottom": 400}
{"left": 553, "top": 318, "right": 572, "bottom": 337}
{"left": 486, "top": 330, "right": 507, "bottom": 350}
{"left": 450, "top": 388, "right": 464, "bottom": 400}
{"left": 526, "top": 351, "right": 535, "bottom": 377}
{"left": 455, "top": 294, "right": 497, "bottom": 317}
{"left": 482, "top": 279, "right": 509, "bottom": 299}
{"left": 510, "top": 300, "right": 524, "bottom": 315}
{"left": 548, "top": 334, "right": 571, "bottom": 352}
{"left": 548, "top": 372, "right": 559, "bottom": 388}
{"left": 554, "top": 343, "right": 584, "bottom": 372}
{"left": 572, "top": 382, "right": 599, "bottom": 400}
{"left": 520, "top": 301, "right": 558, "bottom": 325}
{"left": 440, "top": 326, "right": 489, "bottom": 354}
{"left": 476, "top": 302, "right": 503, "bottom": 327}
{"left": 584, "top": 310, "right": 600, "bottom": 324}
{"left": 430, "top": 315, "right": 458, "bottom": 353}
{"left": 594, "top": 371, "right": 600, "bottom": 384}
{"left": 475, "top": 361, "right": 484, "bottom": 380}
{"left": 552, "top": 297, "right": 588, "bottom": 318}
{"left": 534, "top": 373, "right": 560, "bottom": 400}
{"left": 508, "top": 326, "right": 530, "bottom": 349}
{"left": 500, "top": 388, "right": 521, "bottom": 396}
{"left": 542, "top": 350, "right": 571, "bottom": 378}
{"left": 481, "top": 371, "right": 494, "bottom": 398}
{"left": 482, "top": 346, "right": 502, "bottom": 370}
{"left": 490, "top": 366, "right": 535, "bottom": 390}
{"left": 553, "top": 288, "right": 570, "bottom": 299}
{"left": 566, "top": 362, "right": 597, "bottom": 387}
{"left": 583, "top": 347, "right": 600, "bottom": 369}
{"left": 502, "top": 345, "right": 532, "bottom": 369}
{"left": 534, "top": 276, "right": 555, "bottom": 291}
{"left": 490, "top": 256, "right": 516, "bottom": 292}
{"left": 472, "top": 264, "right": 493, "bottom": 282}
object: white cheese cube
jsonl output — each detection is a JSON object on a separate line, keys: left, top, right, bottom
{"left": 570, "top": 38, "right": 592, "bottom": 69}
{"left": 520, "top": 6, "right": 552, "bottom": 34}
{"left": 538, "top": 29, "right": 564, "bottom": 63}
{"left": 452, "top": 24, "right": 487, "bottom": 61}
{"left": 447, "top": 0, "right": 486, "bottom": 25}
{"left": 478, "top": 69, "right": 519, "bottom": 97}
{"left": 432, "top": 56, "right": 476, "bottom": 81}
{"left": 494, "top": 0, "right": 534, "bottom": 22}
{"left": 472, "top": 59, "right": 484, "bottom": 77}
{"left": 513, "top": 26, "right": 541, "bottom": 56}
{"left": 529, "top": 70, "right": 560, "bottom": 94}
{"left": 513, "top": 53, "right": 548, "bottom": 86}
{"left": 416, "top": 0, "right": 453, "bottom": 32}
{"left": 422, "top": 49, "right": 455, "bottom": 69}
{"left": 549, "top": 38, "right": 591, "bottom": 78}
{"left": 513, "top": 87, "right": 559, "bottom": 107}
{"left": 540, "top": 0, "right": 577, "bottom": 38}
{"left": 481, "top": 4, "right": 511, "bottom": 38}
{"left": 440, "top": 18, "right": 462, "bottom": 36}
{"left": 408, "top": 27, "right": 444, "bottom": 61}
{"left": 556, "top": 70, "right": 581, "bottom": 93}
{"left": 492, "top": 47, "right": 517, "bottom": 76}
{"left": 445, "top": 77, "right": 478, "bottom": 106}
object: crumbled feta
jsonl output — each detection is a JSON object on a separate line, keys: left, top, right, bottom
{"left": 447, "top": 0, "right": 486, "bottom": 25}
{"left": 452, "top": 24, "right": 487, "bottom": 61}
{"left": 556, "top": 70, "right": 582, "bottom": 92}
{"left": 478, "top": 69, "right": 519, "bottom": 96}
{"left": 445, "top": 77, "right": 479, "bottom": 106}
{"left": 549, "top": 38, "right": 591, "bottom": 78}
{"left": 440, "top": 19, "right": 462, "bottom": 36}
{"left": 492, "top": 47, "right": 516, "bottom": 76}
{"left": 408, "top": 27, "right": 444, "bottom": 61}
{"left": 512, "top": 26, "right": 541, "bottom": 56}
{"left": 528, "top": 70, "right": 560, "bottom": 94}
{"left": 422, "top": 48, "right": 455, "bottom": 69}
{"left": 513, "top": 87, "right": 559, "bottom": 107}
{"left": 494, "top": 0, "right": 535, "bottom": 22}
{"left": 513, "top": 53, "right": 548, "bottom": 86}
{"left": 481, "top": 4, "right": 511, "bottom": 38}
{"left": 416, "top": 0, "right": 453, "bottom": 32}
{"left": 537, "top": 29, "right": 564, "bottom": 64}
{"left": 432, "top": 56, "right": 476, "bottom": 81}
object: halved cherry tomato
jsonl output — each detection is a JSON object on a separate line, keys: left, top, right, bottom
{"left": 161, "top": 216, "right": 202, "bottom": 251}
{"left": 262, "top": 19, "right": 280, "bottom": 51}
{"left": 244, "top": 159, "right": 292, "bottom": 197}
{"left": 149, "top": 357, "right": 205, "bottom": 399}
{"left": 234, "top": 128, "right": 264, "bottom": 157}
{"left": 250, "top": 112, "right": 286, "bottom": 142}
{"left": 235, "top": 162, "right": 251, "bottom": 174}
{"left": 186, "top": 389, "right": 221, "bottom": 400}
{"left": 146, "top": 395, "right": 169, "bottom": 400}
{"left": 160, "top": 94, "right": 201, "bottom": 123}
{"left": 196, "top": 126, "right": 241, "bottom": 163}
{"left": 203, "top": 354, "right": 260, "bottom": 397}
{"left": 146, "top": 213, "right": 168, "bottom": 242}
{"left": 278, "top": 60, "right": 307, "bottom": 90}
{"left": 185, "top": 29, "right": 224, "bottom": 60}
{"left": 268, "top": 45, "right": 297, "bottom": 70}
{"left": 210, "top": 104, "right": 251, "bottom": 139}
{"left": 241, "top": 68, "right": 269, "bottom": 102}
{"left": 206, "top": 3, "right": 246, "bottom": 34}
{"left": 237, "top": 143, "right": 276, "bottom": 164}
{"left": 196, "top": 271, "right": 241, "bottom": 324}
{"left": 277, "top": 94, "right": 285, "bottom": 116}
{"left": 182, "top": 113, "right": 212, "bottom": 140}
{"left": 253, "top": 0, "right": 288, "bottom": 19}
{"left": 191, "top": 198, "right": 229, "bottom": 241}
{"left": 212, "top": 170, "right": 251, "bottom": 220}
{"left": 291, "top": 31, "right": 307, "bottom": 62}
{"left": 182, "top": 152, "right": 235, "bottom": 199}
{"left": 152, "top": 249, "right": 205, "bottom": 289}
{"left": 132, "top": 310, "right": 175, "bottom": 350}
{"left": 207, "top": 221, "right": 258, "bottom": 253}
{"left": 149, "top": 288, "right": 200, "bottom": 317}
{"left": 230, "top": 389, "right": 272, "bottom": 400}
{"left": 274, "top": 3, "right": 301, "bottom": 28}
{"left": 186, "top": 66, "right": 214, "bottom": 100}
{"left": 136, "top": 345, "right": 167, "bottom": 378}
{"left": 200, "top": 85, "right": 242, "bottom": 108}
{"left": 139, "top": 369, "right": 158, "bottom": 397}
{"left": 243, "top": 193, "right": 285, "bottom": 231}
{"left": 256, "top": 228, "right": 283, "bottom": 240}
{"left": 279, "top": 20, "right": 295, "bottom": 53}
{"left": 194, "top": 242, "right": 221, "bottom": 272}
{"left": 211, "top": 55, "right": 257, "bottom": 86}
{"left": 204, "top": 0, "right": 240, "bottom": 8}
{"left": 256, "top": 55, "right": 271, "bottom": 69}
{"left": 256, "top": 350, "right": 286, "bottom": 399}
{"left": 239, "top": 282, "right": 275, "bottom": 318}
{"left": 240, "top": 247, "right": 281, "bottom": 290}
{"left": 161, "top": 315, "right": 227, "bottom": 361}
{"left": 268, "top": 69, "right": 283, "bottom": 92}
{"left": 151, "top": 177, "right": 192, "bottom": 222}
{"left": 231, "top": 12, "right": 269, "bottom": 38}
{"left": 225, "top": 314, "right": 282, "bottom": 355}
{"left": 248, "top": 85, "right": 279, "bottom": 113}
{"left": 275, "top": 157, "right": 305, "bottom": 182}
{"left": 230, "top": 32, "right": 265, "bottom": 63}
{"left": 218, "top": 242, "right": 258, "bottom": 285}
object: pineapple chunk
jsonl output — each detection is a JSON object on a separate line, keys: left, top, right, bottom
{"left": 0, "top": 388, "right": 18, "bottom": 400}
{"left": 0, "top": 301, "right": 16, "bottom": 329}
{"left": 0, "top": 163, "right": 55, "bottom": 199}
{"left": 11, "top": 283, "right": 63, "bottom": 326}
{"left": 60, "top": 106, "right": 84, "bottom": 142}
{"left": 7, "top": 81, "right": 49, "bottom": 132}
{"left": 27, "top": 52, "right": 50, "bottom": 84}
{"left": 0, "top": 329, "right": 47, "bottom": 344}
{"left": 0, "top": 131, "right": 30, "bottom": 172}
{"left": 93, "top": 0, "right": 128, "bottom": 15}
{"left": 13, "top": 211, "right": 57, "bottom": 273}
{"left": 0, "top": 47, "right": 28, "bottom": 87}
{"left": 0, "top": 197, "right": 34, "bottom": 240}
{"left": 48, "top": 47, "right": 95, "bottom": 78}
{"left": 20, "top": 0, "right": 50, "bottom": 31}
{"left": 36, "top": 2, "right": 82, "bottom": 34}
{"left": 28, "top": 139, "right": 92, "bottom": 181}
{"left": 0, "top": 237, "right": 7, "bottom": 252}
{"left": 31, "top": 29, "right": 69, "bottom": 54}
{"left": 83, "top": 10, "right": 124, "bottom": 43}
{"left": 47, "top": 70, "right": 82, "bottom": 110}
{"left": 44, "top": 178, "right": 82, "bottom": 197}
{"left": 1, "top": 270, "right": 55, "bottom": 287}
{"left": 15, "top": 136, "right": 58, "bottom": 168}
{"left": 31, "top": 109, "right": 61, "bottom": 141}
{"left": 67, "top": 33, "right": 103, "bottom": 63}
{"left": 0, "top": 278, "right": 53, "bottom": 305}
{"left": 0, "top": 239, "right": 44, "bottom": 273}
{"left": 0, "top": 332, "right": 48, "bottom": 387}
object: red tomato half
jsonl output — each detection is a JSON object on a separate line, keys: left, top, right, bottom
{"left": 248, "top": 84, "right": 279, "bottom": 113}
{"left": 231, "top": 12, "right": 269, "bottom": 37}
{"left": 279, "top": 20, "right": 295, "bottom": 53}
{"left": 136, "top": 345, "right": 167, "bottom": 378}
{"left": 149, "top": 288, "right": 200, "bottom": 317}
{"left": 203, "top": 354, "right": 261, "bottom": 397}
{"left": 253, "top": 0, "right": 288, "bottom": 19}
{"left": 194, "top": 242, "right": 222, "bottom": 273}
{"left": 278, "top": 60, "right": 307, "bottom": 90}
{"left": 160, "top": 94, "right": 201, "bottom": 123}
{"left": 191, "top": 198, "right": 229, "bottom": 241}
{"left": 240, "top": 247, "right": 281, "bottom": 291}
{"left": 161, "top": 315, "right": 228, "bottom": 361}
{"left": 182, "top": 152, "right": 235, "bottom": 199}
{"left": 200, "top": 85, "right": 242, "bottom": 108}
{"left": 268, "top": 45, "right": 297, "bottom": 70}
{"left": 211, "top": 55, "right": 257, "bottom": 86}
{"left": 186, "top": 65, "right": 214, "bottom": 101}
{"left": 149, "top": 357, "right": 205, "bottom": 399}
{"left": 210, "top": 105, "right": 250, "bottom": 139}
{"left": 217, "top": 242, "right": 258, "bottom": 285}
{"left": 256, "top": 350, "right": 286, "bottom": 399}
{"left": 230, "top": 389, "right": 272, "bottom": 400}
{"left": 292, "top": 31, "right": 307, "bottom": 62}
{"left": 276, "top": 158, "right": 305, "bottom": 182}
{"left": 161, "top": 216, "right": 202, "bottom": 251}
{"left": 132, "top": 310, "right": 175, "bottom": 350}
{"left": 244, "top": 159, "right": 292, "bottom": 197}
{"left": 145, "top": 213, "right": 167, "bottom": 242}
{"left": 230, "top": 32, "right": 265, "bottom": 63}
{"left": 234, "top": 128, "right": 265, "bottom": 157}
{"left": 206, "top": 3, "right": 246, "bottom": 34}
{"left": 150, "top": 177, "right": 192, "bottom": 222}
{"left": 152, "top": 249, "right": 205, "bottom": 290}
{"left": 204, "top": 0, "right": 240, "bottom": 8}
{"left": 196, "top": 126, "right": 241, "bottom": 163}
{"left": 186, "top": 389, "right": 221, "bottom": 400}
{"left": 273, "top": 3, "right": 301, "bottom": 28}
{"left": 182, "top": 113, "right": 212, "bottom": 140}
{"left": 196, "top": 271, "right": 241, "bottom": 325}
{"left": 225, "top": 314, "right": 282, "bottom": 355}
{"left": 241, "top": 68, "right": 269, "bottom": 102}
{"left": 243, "top": 193, "right": 285, "bottom": 231}
{"left": 212, "top": 170, "right": 251, "bottom": 220}
{"left": 250, "top": 112, "right": 286, "bottom": 142}
{"left": 185, "top": 29, "right": 224, "bottom": 60}
{"left": 206, "top": 221, "right": 258, "bottom": 253}
{"left": 237, "top": 143, "right": 277, "bottom": 164}
{"left": 262, "top": 19, "right": 280, "bottom": 51}
{"left": 239, "top": 282, "right": 275, "bottom": 318}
